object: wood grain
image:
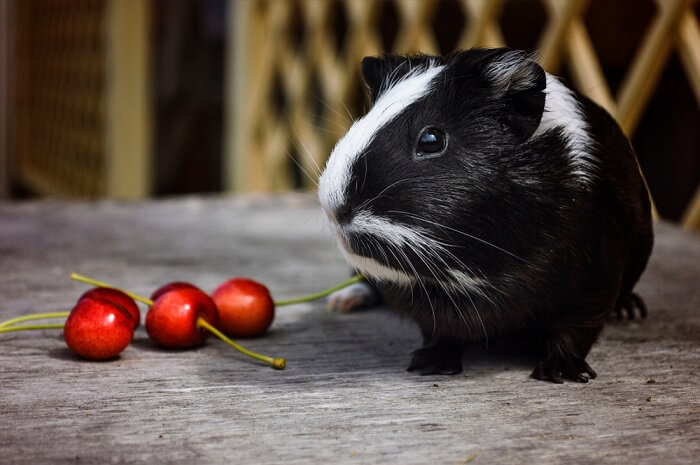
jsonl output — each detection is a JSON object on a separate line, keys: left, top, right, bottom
{"left": 0, "top": 195, "right": 698, "bottom": 464}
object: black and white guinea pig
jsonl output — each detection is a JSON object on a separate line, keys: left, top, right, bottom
{"left": 317, "top": 48, "right": 653, "bottom": 383}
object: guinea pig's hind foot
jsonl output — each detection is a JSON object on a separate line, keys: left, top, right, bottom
{"left": 326, "top": 281, "right": 379, "bottom": 313}
{"left": 407, "top": 339, "right": 464, "bottom": 376}
{"left": 531, "top": 327, "right": 599, "bottom": 384}
{"left": 614, "top": 292, "right": 648, "bottom": 320}
{"left": 531, "top": 354, "right": 597, "bottom": 384}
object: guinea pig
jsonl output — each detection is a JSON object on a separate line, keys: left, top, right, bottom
{"left": 317, "top": 48, "right": 653, "bottom": 383}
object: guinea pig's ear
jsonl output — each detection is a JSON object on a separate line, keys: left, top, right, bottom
{"left": 483, "top": 51, "right": 547, "bottom": 142}
{"left": 361, "top": 55, "right": 437, "bottom": 103}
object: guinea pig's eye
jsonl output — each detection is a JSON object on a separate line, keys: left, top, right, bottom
{"left": 415, "top": 127, "right": 448, "bottom": 159}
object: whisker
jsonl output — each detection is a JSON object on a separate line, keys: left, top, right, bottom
{"left": 408, "top": 238, "right": 473, "bottom": 335}
{"left": 376, "top": 236, "right": 415, "bottom": 303}
{"left": 389, "top": 240, "right": 436, "bottom": 336}
{"left": 284, "top": 149, "right": 319, "bottom": 188}
{"left": 285, "top": 190, "right": 320, "bottom": 202}
{"left": 339, "top": 98, "right": 354, "bottom": 122}
{"left": 366, "top": 209, "right": 498, "bottom": 344}
{"left": 304, "top": 112, "right": 350, "bottom": 133}
{"left": 295, "top": 133, "right": 322, "bottom": 177}
{"left": 356, "top": 177, "right": 412, "bottom": 212}
{"left": 390, "top": 209, "right": 505, "bottom": 311}
{"left": 307, "top": 90, "right": 353, "bottom": 125}
{"left": 283, "top": 113, "right": 322, "bottom": 177}
{"left": 394, "top": 211, "right": 533, "bottom": 266}
{"left": 462, "top": 280, "right": 489, "bottom": 346}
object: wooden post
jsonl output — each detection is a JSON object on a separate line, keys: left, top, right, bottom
{"left": 0, "top": 0, "right": 10, "bottom": 198}
{"left": 677, "top": 10, "right": 700, "bottom": 104}
{"left": 105, "top": 0, "right": 151, "bottom": 198}
{"left": 225, "top": 0, "right": 251, "bottom": 192}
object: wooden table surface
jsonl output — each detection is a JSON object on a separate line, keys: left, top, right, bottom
{"left": 0, "top": 195, "right": 698, "bottom": 465}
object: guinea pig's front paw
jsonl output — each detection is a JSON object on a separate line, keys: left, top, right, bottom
{"left": 614, "top": 292, "right": 648, "bottom": 320}
{"left": 326, "top": 281, "right": 378, "bottom": 313}
{"left": 407, "top": 340, "right": 463, "bottom": 376}
{"left": 531, "top": 353, "right": 597, "bottom": 384}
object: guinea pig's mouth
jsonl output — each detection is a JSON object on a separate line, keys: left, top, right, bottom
{"left": 323, "top": 208, "right": 389, "bottom": 269}
{"left": 322, "top": 208, "right": 491, "bottom": 290}
{"left": 323, "top": 208, "right": 445, "bottom": 285}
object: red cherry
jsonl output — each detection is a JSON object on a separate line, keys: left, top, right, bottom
{"left": 145, "top": 288, "right": 219, "bottom": 349}
{"left": 150, "top": 282, "right": 202, "bottom": 302}
{"left": 64, "top": 298, "right": 135, "bottom": 360}
{"left": 211, "top": 278, "right": 274, "bottom": 338}
{"left": 79, "top": 287, "right": 140, "bottom": 330}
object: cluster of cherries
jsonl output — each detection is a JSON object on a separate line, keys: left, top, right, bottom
{"left": 0, "top": 273, "right": 362, "bottom": 369}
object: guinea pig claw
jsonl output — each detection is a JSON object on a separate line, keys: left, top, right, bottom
{"left": 531, "top": 361, "right": 564, "bottom": 384}
{"left": 614, "top": 292, "right": 648, "bottom": 320}
{"left": 630, "top": 293, "right": 648, "bottom": 318}
{"left": 531, "top": 354, "right": 597, "bottom": 384}
{"left": 577, "top": 358, "right": 597, "bottom": 379}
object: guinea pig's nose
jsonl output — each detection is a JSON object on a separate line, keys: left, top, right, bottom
{"left": 335, "top": 204, "right": 355, "bottom": 226}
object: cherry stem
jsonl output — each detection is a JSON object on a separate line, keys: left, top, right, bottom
{"left": 0, "top": 312, "right": 70, "bottom": 328}
{"left": 274, "top": 274, "right": 364, "bottom": 307}
{"left": 70, "top": 272, "right": 154, "bottom": 305}
{"left": 72, "top": 271, "right": 362, "bottom": 308}
{"left": 196, "top": 317, "right": 285, "bottom": 370}
{"left": 0, "top": 324, "right": 65, "bottom": 333}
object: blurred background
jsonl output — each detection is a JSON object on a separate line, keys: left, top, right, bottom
{"left": 0, "top": 0, "right": 698, "bottom": 228}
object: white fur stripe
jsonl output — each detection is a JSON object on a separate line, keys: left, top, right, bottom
{"left": 318, "top": 63, "right": 445, "bottom": 213}
{"left": 345, "top": 251, "right": 487, "bottom": 295}
{"left": 345, "top": 252, "right": 415, "bottom": 285}
{"left": 532, "top": 73, "right": 597, "bottom": 183}
{"left": 348, "top": 211, "right": 437, "bottom": 250}
{"left": 448, "top": 270, "right": 487, "bottom": 291}
{"left": 342, "top": 212, "right": 486, "bottom": 293}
